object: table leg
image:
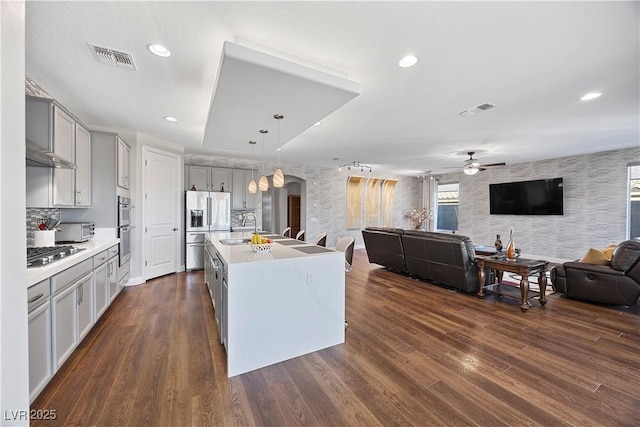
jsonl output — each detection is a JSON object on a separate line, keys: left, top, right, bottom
{"left": 519, "top": 275, "right": 529, "bottom": 312}
{"left": 538, "top": 272, "right": 548, "bottom": 306}
{"left": 477, "top": 262, "right": 486, "bottom": 298}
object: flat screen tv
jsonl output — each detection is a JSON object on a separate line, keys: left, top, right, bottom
{"left": 489, "top": 178, "right": 563, "bottom": 215}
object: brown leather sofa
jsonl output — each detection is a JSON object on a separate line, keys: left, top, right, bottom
{"left": 361, "top": 227, "right": 407, "bottom": 273}
{"left": 550, "top": 239, "right": 640, "bottom": 306}
{"left": 361, "top": 228, "right": 486, "bottom": 293}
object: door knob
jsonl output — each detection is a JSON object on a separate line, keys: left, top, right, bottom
{"left": 172, "top": 228, "right": 178, "bottom": 231}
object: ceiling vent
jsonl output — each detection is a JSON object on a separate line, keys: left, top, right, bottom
{"left": 88, "top": 44, "right": 137, "bottom": 70}
{"left": 458, "top": 102, "right": 496, "bottom": 117}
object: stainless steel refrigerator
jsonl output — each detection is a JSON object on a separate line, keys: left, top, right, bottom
{"left": 186, "top": 191, "right": 231, "bottom": 270}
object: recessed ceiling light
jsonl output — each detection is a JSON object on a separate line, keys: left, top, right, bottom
{"left": 580, "top": 92, "right": 603, "bottom": 101}
{"left": 148, "top": 44, "right": 171, "bottom": 57}
{"left": 399, "top": 55, "right": 418, "bottom": 68}
{"left": 313, "top": 121, "right": 323, "bottom": 126}
{"left": 164, "top": 116, "right": 178, "bottom": 122}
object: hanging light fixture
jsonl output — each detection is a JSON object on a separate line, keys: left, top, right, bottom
{"left": 247, "top": 141, "right": 257, "bottom": 194}
{"left": 259, "top": 129, "right": 269, "bottom": 191}
{"left": 273, "top": 113, "right": 285, "bottom": 187}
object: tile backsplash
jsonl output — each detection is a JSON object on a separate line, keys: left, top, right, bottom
{"left": 26, "top": 208, "right": 60, "bottom": 247}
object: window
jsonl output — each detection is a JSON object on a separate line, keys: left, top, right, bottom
{"left": 629, "top": 164, "right": 640, "bottom": 239}
{"left": 436, "top": 182, "right": 458, "bottom": 232}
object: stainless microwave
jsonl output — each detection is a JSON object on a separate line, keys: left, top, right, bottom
{"left": 55, "top": 222, "right": 95, "bottom": 243}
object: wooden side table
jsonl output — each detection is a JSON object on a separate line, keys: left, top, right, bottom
{"left": 476, "top": 256, "right": 549, "bottom": 312}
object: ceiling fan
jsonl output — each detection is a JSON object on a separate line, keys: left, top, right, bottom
{"left": 446, "top": 151, "right": 506, "bottom": 175}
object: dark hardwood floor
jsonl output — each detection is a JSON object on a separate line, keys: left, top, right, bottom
{"left": 32, "top": 249, "right": 640, "bottom": 426}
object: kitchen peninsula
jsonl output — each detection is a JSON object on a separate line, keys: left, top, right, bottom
{"left": 205, "top": 231, "right": 345, "bottom": 377}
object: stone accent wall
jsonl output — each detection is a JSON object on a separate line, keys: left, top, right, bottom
{"left": 447, "top": 147, "right": 638, "bottom": 259}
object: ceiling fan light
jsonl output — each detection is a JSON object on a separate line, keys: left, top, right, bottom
{"left": 259, "top": 175, "right": 269, "bottom": 191}
{"left": 248, "top": 179, "right": 257, "bottom": 194}
{"left": 273, "top": 168, "right": 284, "bottom": 187}
{"left": 463, "top": 164, "right": 479, "bottom": 175}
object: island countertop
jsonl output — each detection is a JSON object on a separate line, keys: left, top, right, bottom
{"left": 208, "top": 231, "right": 337, "bottom": 265}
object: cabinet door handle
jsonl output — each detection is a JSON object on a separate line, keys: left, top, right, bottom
{"left": 28, "top": 293, "right": 44, "bottom": 304}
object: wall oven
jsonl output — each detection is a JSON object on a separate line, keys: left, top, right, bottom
{"left": 117, "top": 196, "right": 131, "bottom": 266}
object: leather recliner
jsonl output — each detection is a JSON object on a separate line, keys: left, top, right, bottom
{"left": 551, "top": 239, "right": 640, "bottom": 306}
{"left": 401, "top": 231, "right": 481, "bottom": 293}
{"left": 361, "top": 227, "right": 407, "bottom": 273}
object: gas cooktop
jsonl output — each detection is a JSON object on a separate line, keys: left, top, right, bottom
{"left": 27, "top": 245, "right": 85, "bottom": 268}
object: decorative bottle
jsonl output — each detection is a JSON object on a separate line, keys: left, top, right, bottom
{"left": 506, "top": 227, "right": 516, "bottom": 260}
{"left": 221, "top": 182, "right": 225, "bottom": 192}
{"left": 494, "top": 234, "right": 503, "bottom": 251}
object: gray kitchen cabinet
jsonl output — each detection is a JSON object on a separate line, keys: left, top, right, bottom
{"left": 28, "top": 279, "right": 52, "bottom": 403}
{"left": 26, "top": 96, "right": 92, "bottom": 208}
{"left": 52, "top": 283, "right": 77, "bottom": 370}
{"left": 93, "top": 250, "right": 109, "bottom": 320}
{"left": 232, "top": 169, "right": 256, "bottom": 209}
{"left": 107, "top": 245, "right": 120, "bottom": 302}
{"left": 74, "top": 123, "right": 92, "bottom": 206}
{"left": 76, "top": 273, "right": 94, "bottom": 341}
{"left": 51, "top": 258, "right": 92, "bottom": 369}
{"left": 117, "top": 136, "right": 130, "bottom": 189}
{"left": 186, "top": 165, "right": 231, "bottom": 192}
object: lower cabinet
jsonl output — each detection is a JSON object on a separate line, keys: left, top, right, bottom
{"left": 52, "top": 283, "right": 79, "bottom": 370}
{"left": 28, "top": 300, "right": 52, "bottom": 403}
{"left": 94, "top": 262, "right": 109, "bottom": 319}
{"left": 108, "top": 256, "right": 118, "bottom": 302}
{"left": 77, "top": 273, "right": 94, "bottom": 341}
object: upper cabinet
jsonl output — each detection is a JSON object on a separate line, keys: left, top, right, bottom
{"left": 186, "top": 165, "right": 231, "bottom": 192}
{"left": 231, "top": 169, "right": 256, "bottom": 210}
{"left": 117, "top": 137, "right": 130, "bottom": 189}
{"left": 26, "top": 97, "right": 91, "bottom": 208}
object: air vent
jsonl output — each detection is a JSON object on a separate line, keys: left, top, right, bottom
{"left": 458, "top": 102, "right": 496, "bottom": 117}
{"left": 88, "top": 43, "right": 137, "bottom": 70}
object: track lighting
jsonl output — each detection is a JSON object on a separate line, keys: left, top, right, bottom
{"left": 337, "top": 161, "right": 372, "bottom": 173}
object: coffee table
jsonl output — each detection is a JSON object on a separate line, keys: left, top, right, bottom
{"left": 476, "top": 255, "right": 549, "bottom": 312}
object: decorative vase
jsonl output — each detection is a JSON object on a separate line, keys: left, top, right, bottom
{"left": 506, "top": 227, "right": 516, "bottom": 260}
{"left": 494, "top": 234, "right": 503, "bottom": 251}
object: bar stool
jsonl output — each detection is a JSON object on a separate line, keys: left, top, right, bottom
{"left": 295, "top": 229, "right": 305, "bottom": 241}
{"left": 282, "top": 227, "right": 291, "bottom": 237}
{"left": 336, "top": 236, "right": 355, "bottom": 330}
{"left": 314, "top": 232, "right": 327, "bottom": 247}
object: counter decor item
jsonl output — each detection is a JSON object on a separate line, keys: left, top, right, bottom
{"left": 249, "top": 242, "right": 273, "bottom": 253}
{"left": 494, "top": 234, "right": 503, "bottom": 251}
{"left": 506, "top": 227, "right": 516, "bottom": 260}
{"left": 404, "top": 208, "right": 433, "bottom": 230}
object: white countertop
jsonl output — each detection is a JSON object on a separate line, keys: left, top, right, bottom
{"left": 208, "top": 231, "right": 336, "bottom": 265}
{"left": 27, "top": 239, "right": 119, "bottom": 287}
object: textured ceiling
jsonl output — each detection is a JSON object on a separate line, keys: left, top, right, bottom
{"left": 25, "top": 1, "right": 639, "bottom": 176}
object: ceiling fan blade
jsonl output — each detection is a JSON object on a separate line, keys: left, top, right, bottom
{"left": 479, "top": 162, "right": 506, "bottom": 167}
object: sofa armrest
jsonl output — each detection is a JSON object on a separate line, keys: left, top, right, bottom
{"left": 563, "top": 262, "right": 624, "bottom": 276}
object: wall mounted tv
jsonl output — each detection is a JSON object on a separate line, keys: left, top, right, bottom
{"left": 489, "top": 178, "right": 563, "bottom": 215}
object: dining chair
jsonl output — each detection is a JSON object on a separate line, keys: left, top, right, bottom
{"left": 314, "top": 232, "right": 327, "bottom": 247}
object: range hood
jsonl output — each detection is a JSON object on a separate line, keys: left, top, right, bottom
{"left": 26, "top": 139, "right": 76, "bottom": 169}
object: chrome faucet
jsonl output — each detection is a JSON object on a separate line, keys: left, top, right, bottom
{"left": 241, "top": 212, "right": 258, "bottom": 234}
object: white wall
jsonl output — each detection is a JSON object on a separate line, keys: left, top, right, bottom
{"left": 444, "top": 146, "right": 639, "bottom": 259}
{"left": 1, "top": 1, "right": 30, "bottom": 424}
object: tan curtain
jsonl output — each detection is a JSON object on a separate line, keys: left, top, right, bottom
{"left": 346, "top": 176, "right": 365, "bottom": 229}
{"left": 381, "top": 179, "right": 398, "bottom": 227}
{"left": 364, "top": 178, "right": 382, "bottom": 227}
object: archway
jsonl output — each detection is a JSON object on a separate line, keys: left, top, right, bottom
{"left": 261, "top": 174, "right": 306, "bottom": 235}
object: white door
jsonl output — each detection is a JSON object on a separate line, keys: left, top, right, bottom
{"left": 144, "top": 147, "right": 180, "bottom": 280}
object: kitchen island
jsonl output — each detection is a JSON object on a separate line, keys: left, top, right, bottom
{"left": 206, "top": 231, "right": 345, "bottom": 377}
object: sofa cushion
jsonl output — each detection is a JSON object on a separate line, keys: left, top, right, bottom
{"left": 611, "top": 240, "right": 640, "bottom": 272}
{"left": 365, "top": 227, "right": 404, "bottom": 234}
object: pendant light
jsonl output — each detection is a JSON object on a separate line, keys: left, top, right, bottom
{"left": 273, "top": 114, "right": 285, "bottom": 187}
{"left": 259, "top": 129, "right": 269, "bottom": 191}
{"left": 247, "top": 141, "right": 257, "bottom": 194}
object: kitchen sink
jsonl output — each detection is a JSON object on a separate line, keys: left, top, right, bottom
{"left": 220, "top": 238, "right": 251, "bottom": 246}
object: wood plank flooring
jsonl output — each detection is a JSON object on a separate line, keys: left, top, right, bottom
{"left": 31, "top": 250, "right": 640, "bottom": 426}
